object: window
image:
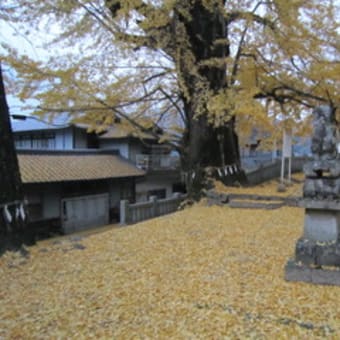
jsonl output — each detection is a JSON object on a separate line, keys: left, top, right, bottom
{"left": 15, "top": 134, "right": 31, "bottom": 148}
{"left": 147, "top": 189, "right": 166, "bottom": 200}
{"left": 15, "top": 132, "right": 56, "bottom": 149}
{"left": 32, "top": 133, "right": 56, "bottom": 149}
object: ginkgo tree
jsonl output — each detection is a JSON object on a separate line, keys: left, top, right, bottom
{"left": 0, "top": 0, "right": 339, "bottom": 198}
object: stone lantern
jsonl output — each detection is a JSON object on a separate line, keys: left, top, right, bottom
{"left": 285, "top": 105, "right": 340, "bottom": 285}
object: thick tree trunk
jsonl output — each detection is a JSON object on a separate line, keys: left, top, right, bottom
{"left": 181, "top": 106, "right": 246, "bottom": 200}
{"left": 0, "top": 63, "right": 32, "bottom": 255}
{"left": 177, "top": 1, "right": 247, "bottom": 199}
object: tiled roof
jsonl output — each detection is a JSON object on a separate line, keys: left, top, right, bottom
{"left": 18, "top": 153, "right": 145, "bottom": 183}
{"left": 99, "top": 127, "right": 155, "bottom": 140}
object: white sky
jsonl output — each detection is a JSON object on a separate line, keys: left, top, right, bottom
{"left": 0, "top": 18, "right": 63, "bottom": 115}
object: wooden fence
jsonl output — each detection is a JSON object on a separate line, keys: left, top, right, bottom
{"left": 120, "top": 193, "right": 186, "bottom": 225}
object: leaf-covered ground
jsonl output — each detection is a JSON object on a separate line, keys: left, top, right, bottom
{"left": 1, "top": 177, "right": 339, "bottom": 339}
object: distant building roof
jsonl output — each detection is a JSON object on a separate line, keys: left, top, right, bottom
{"left": 99, "top": 126, "right": 156, "bottom": 140}
{"left": 11, "top": 113, "right": 87, "bottom": 133}
{"left": 18, "top": 151, "right": 145, "bottom": 183}
{"left": 11, "top": 115, "right": 157, "bottom": 142}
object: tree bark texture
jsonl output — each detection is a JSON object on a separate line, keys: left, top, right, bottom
{"left": 176, "top": 1, "right": 246, "bottom": 198}
{"left": 0, "top": 63, "right": 31, "bottom": 254}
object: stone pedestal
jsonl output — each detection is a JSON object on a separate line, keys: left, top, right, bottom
{"left": 286, "top": 200, "right": 340, "bottom": 285}
{"left": 286, "top": 199, "right": 340, "bottom": 285}
{"left": 284, "top": 105, "right": 340, "bottom": 285}
{"left": 285, "top": 260, "right": 340, "bottom": 286}
{"left": 295, "top": 238, "right": 340, "bottom": 266}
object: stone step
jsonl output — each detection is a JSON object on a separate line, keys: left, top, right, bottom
{"left": 206, "top": 189, "right": 301, "bottom": 209}
{"left": 228, "top": 200, "right": 284, "bottom": 210}
{"left": 228, "top": 193, "right": 286, "bottom": 201}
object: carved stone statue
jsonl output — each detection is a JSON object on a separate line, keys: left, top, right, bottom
{"left": 311, "top": 105, "right": 337, "bottom": 162}
{"left": 303, "top": 105, "right": 339, "bottom": 199}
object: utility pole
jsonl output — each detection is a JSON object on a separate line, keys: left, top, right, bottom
{"left": 0, "top": 62, "right": 31, "bottom": 254}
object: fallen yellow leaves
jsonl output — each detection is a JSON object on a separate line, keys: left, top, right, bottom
{"left": 0, "top": 176, "right": 339, "bottom": 339}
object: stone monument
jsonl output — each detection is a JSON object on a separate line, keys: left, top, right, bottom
{"left": 285, "top": 105, "right": 340, "bottom": 285}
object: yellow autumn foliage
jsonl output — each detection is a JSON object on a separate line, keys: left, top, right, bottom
{"left": 1, "top": 0, "right": 338, "bottom": 145}
{"left": 1, "top": 176, "right": 339, "bottom": 339}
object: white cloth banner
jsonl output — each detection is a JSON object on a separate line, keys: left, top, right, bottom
{"left": 282, "top": 130, "right": 292, "bottom": 158}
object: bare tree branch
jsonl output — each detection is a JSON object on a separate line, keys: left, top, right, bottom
{"left": 158, "top": 87, "right": 186, "bottom": 125}
{"left": 225, "top": 11, "right": 276, "bottom": 31}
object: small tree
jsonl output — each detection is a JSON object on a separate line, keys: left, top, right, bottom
{"left": 0, "top": 63, "right": 30, "bottom": 254}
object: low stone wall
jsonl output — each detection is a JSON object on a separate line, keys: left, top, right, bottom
{"left": 206, "top": 190, "right": 301, "bottom": 209}
{"left": 246, "top": 157, "right": 308, "bottom": 185}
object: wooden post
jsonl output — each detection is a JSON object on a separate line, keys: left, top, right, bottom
{"left": 288, "top": 156, "right": 292, "bottom": 185}
{"left": 149, "top": 196, "right": 158, "bottom": 218}
{"left": 279, "top": 129, "right": 292, "bottom": 190}
{"left": 280, "top": 155, "right": 285, "bottom": 184}
{"left": 120, "top": 200, "right": 130, "bottom": 225}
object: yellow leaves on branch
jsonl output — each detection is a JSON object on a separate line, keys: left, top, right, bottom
{"left": 207, "top": 87, "right": 269, "bottom": 132}
{"left": 1, "top": 0, "right": 339, "bottom": 141}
